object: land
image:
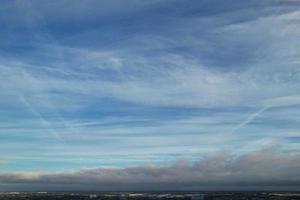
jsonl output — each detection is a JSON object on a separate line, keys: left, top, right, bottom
{"left": 0, "top": 192, "right": 300, "bottom": 200}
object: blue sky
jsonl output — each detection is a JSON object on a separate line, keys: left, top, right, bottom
{"left": 0, "top": 0, "right": 300, "bottom": 191}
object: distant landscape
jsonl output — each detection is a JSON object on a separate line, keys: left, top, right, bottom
{"left": 1, "top": 192, "right": 300, "bottom": 200}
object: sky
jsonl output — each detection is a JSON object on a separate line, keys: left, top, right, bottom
{"left": 0, "top": 0, "right": 300, "bottom": 191}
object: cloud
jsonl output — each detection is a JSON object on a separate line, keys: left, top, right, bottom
{"left": 1, "top": 3, "right": 300, "bottom": 109}
{"left": 1, "top": 146, "right": 300, "bottom": 191}
{"left": 263, "top": 95, "right": 300, "bottom": 108}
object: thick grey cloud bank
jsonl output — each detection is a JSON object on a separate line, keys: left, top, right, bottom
{"left": 1, "top": 146, "right": 300, "bottom": 191}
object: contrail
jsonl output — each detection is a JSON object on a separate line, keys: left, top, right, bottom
{"left": 14, "top": 0, "right": 73, "bottom": 144}
{"left": 19, "top": 95, "right": 64, "bottom": 143}
{"left": 230, "top": 106, "right": 269, "bottom": 134}
{"left": 231, "top": 94, "right": 300, "bottom": 133}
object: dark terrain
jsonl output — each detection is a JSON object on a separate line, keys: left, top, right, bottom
{"left": 0, "top": 192, "right": 300, "bottom": 200}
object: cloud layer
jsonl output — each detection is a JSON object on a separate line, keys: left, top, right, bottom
{"left": 1, "top": 146, "right": 300, "bottom": 191}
